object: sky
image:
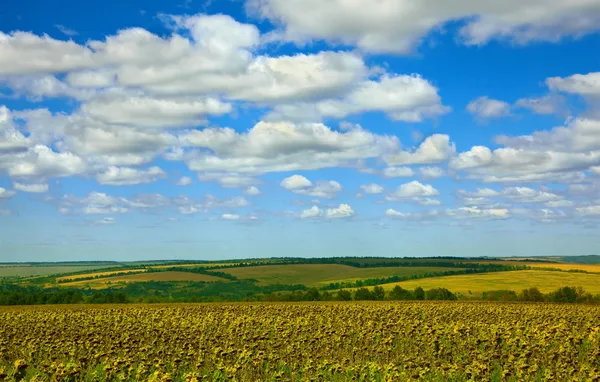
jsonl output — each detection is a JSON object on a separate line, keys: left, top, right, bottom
{"left": 1, "top": 1, "right": 600, "bottom": 261}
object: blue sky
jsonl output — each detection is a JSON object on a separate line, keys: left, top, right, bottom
{"left": 1, "top": 0, "right": 600, "bottom": 261}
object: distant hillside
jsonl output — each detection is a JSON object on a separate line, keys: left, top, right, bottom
{"left": 560, "top": 255, "right": 600, "bottom": 264}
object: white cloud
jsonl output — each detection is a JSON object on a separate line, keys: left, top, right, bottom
{"left": 447, "top": 206, "right": 510, "bottom": 220}
{"left": 577, "top": 205, "right": 600, "bottom": 217}
{"left": 385, "top": 134, "right": 455, "bottom": 166}
{"left": 360, "top": 183, "right": 384, "bottom": 194}
{"left": 0, "top": 187, "right": 16, "bottom": 199}
{"left": 515, "top": 95, "right": 566, "bottom": 115}
{"left": 196, "top": 172, "right": 258, "bottom": 188}
{"left": 300, "top": 205, "right": 321, "bottom": 219}
{"left": 176, "top": 176, "right": 193, "bottom": 186}
{"left": 13, "top": 182, "right": 48, "bottom": 193}
{"left": 267, "top": 74, "right": 449, "bottom": 122}
{"left": 467, "top": 96, "right": 511, "bottom": 119}
{"left": 385, "top": 208, "right": 441, "bottom": 221}
{"left": 185, "top": 121, "right": 399, "bottom": 176}
{"left": 96, "top": 166, "right": 166, "bottom": 185}
{"left": 245, "top": 186, "right": 261, "bottom": 196}
{"left": 391, "top": 181, "right": 439, "bottom": 198}
{"left": 221, "top": 213, "right": 240, "bottom": 220}
{"left": 502, "top": 186, "right": 562, "bottom": 203}
{"left": 326, "top": 203, "right": 354, "bottom": 219}
{"left": 65, "top": 69, "right": 115, "bottom": 88}
{"left": 382, "top": 166, "right": 414, "bottom": 178}
{"left": 281, "top": 175, "right": 342, "bottom": 198}
{"left": 299, "top": 203, "right": 354, "bottom": 219}
{"left": 81, "top": 94, "right": 232, "bottom": 128}
{"left": 5, "top": 145, "right": 87, "bottom": 178}
{"left": 0, "top": 31, "right": 95, "bottom": 74}
{"left": 280, "top": 174, "right": 312, "bottom": 190}
{"left": 419, "top": 166, "right": 445, "bottom": 179}
{"left": 458, "top": 186, "right": 562, "bottom": 203}
{"left": 248, "top": 0, "right": 600, "bottom": 53}
{"left": 546, "top": 72, "right": 600, "bottom": 96}
{"left": 545, "top": 200, "right": 574, "bottom": 208}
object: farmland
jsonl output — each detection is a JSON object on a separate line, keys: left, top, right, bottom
{"left": 1, "top": 302, "right": 599, "bottom": 381}
{"left": 379, "top": 270, "right": 600, "bottom": 296}
{"left": 0, "top": 264, "right": 119, "bottom": 278}
{"left": 219, "top": 264, "right": 462, "bottom": 286}
{"left": 59, "top": 271, "right": 227, "bottom": 288}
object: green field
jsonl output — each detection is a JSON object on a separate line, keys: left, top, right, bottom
{"left": 378, "top": 270, "right": 600, "bottom": 296}
{"left": 60, "top": 271, "right": 227, "bottom": 289}
{"left": 0, "top": 264, "right": 120, "bottom": 278}
{"left": 221, "top": 264, "right": 462, "bottom": 286}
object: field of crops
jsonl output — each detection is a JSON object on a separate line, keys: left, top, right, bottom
{"left": 59, "top": 271, "right": 226, "bottom": 289}
{"left": 220, "top": 264, "right": 461, "bottom": 286}
{"left": 1, "top": 302, "right": 599, "bottom": 381}
{"left": 380, "top": 270, "right": 600, "bottom": 296}
{"left": 0, "top": 264, "right": 118, "bottom": 279}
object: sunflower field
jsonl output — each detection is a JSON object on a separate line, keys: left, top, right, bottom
{"left": 1, "top": 302, "right": 599, "bottom": 381}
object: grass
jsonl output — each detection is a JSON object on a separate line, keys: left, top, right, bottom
{"left": 56, "top": 269, "right": 148, "bottom": 282}
{"left": 60, "top": 271, "right": 226, "bottom": 288}
{"left": 221, "top": 264, "right": 463, "bottom": 286}
{"left": 377, "top": 270, "right": 600, "bottom": 296}
{"left": 0, "top": 265, "right": 120, "bottom": 278}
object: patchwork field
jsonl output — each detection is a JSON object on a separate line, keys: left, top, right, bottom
{"left": 380, "top": 270, "right": 600, "bottom": 296}
{"left": 60, "top": 271, "right": 226, "bottom": 288}
{"left": 221, "top": 264, "right": 462, "bottom": 286}
{"left": 0, "top": 264, "right": 119, "bottom": 278}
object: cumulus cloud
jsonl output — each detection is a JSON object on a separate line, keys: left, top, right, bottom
{"left": 267, "top": 74, "right": 449, "bottom": 122}
{"left": 385, "top": 134, "right": 455, "bottom": 166}
{"left": 81, "top": 94, "right": 232, "bottom": 128}
{"left": 419, "top": 166, "right": 445, "bottom": 179}
{"left": 457, "top": 186, "right": 563, "bottom": 204}
{"left": 185, "top": 121, "right": 399, "bottom": 176}
{"left": 391, "top": 181, "right": 439, "bottom": 198}
{"left": 360, "top": 183, "right": 384, "bottom": 194}
{"left": 382, "top": 167, "right": 414, "bottom": 178}
{"left": 95, "top": 166, "right": 166, "bottom": 185}
{"left": 221, "top": 213, "right": 240, "bottom": 220}
{"left": 280, "top": 175, "right": 342, "bottom": 198}
{"left": 280, "top": 174, "right": 312, "bottom": 190}
{"left": 466, "top": 96, "right": 511, "bottom": 119}
{"left": 245, "top": 186, "right": 261, "bottom": 196}
{"left": 546, "top": 72, "right": 600, "bottom": 96}
{"left": 176, "top": 176, "right": 193, "bottom": 186}
{"left": 299, "top": 203, "right": 354, "bottom": 219}
{"left": 326, "top": 203, "right": 354, "bottom": 219}
{"left": 247, "top": 0, "right": 600, "bottom": 53}
{"left": 13, "top": 182, "right": 49, "bottom": 193}
{"left": 0, "top": 187, "right": 16, "bottom": 199}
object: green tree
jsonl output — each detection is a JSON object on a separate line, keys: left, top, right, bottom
{"left": 372, "top": 286, "right": 385, "bottom": 300}
{"left": 414, "top": 287, "right": 425, "bottom": 300}
{"left": 337, "top": 290, "right": 352, "bottom": 301}
{"left": 388, "top": 286, "right": 413, "bottom": 300}
{"left": 354, "top": 287, "right": 373, "bottom": 300}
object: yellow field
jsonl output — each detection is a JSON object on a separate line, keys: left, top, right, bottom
{"left": 379, "top": 270, "right": 600, "bottom": 295}
{"left": 56, "top": 268, "right": 147, "bottom": 282}
{"left": 60, "top": 271, "right": 225, "bottom": 288}
{"left": 1, "top": 302, "right": 599, "bottom": 381}
{"left": 221, "top": 264, "right": 462, "bottom": 286}
{"left": 462, "top": 260, "right": 600, "bottom": 273}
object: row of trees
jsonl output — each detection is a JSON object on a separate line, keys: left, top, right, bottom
{"left": 483, "top": 286, "right": 600, "bottom": 303}
{"left": 261, "top": 286, "right": 457, "bottom": 302}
